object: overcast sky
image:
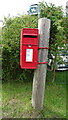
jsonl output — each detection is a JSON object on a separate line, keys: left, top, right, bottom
{"left": 0, "top": 0, "right": 67, "bottom": 27}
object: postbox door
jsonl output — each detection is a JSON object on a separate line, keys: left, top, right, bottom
{"left": 20, "top": 45, "right": 38, "bottom": 69}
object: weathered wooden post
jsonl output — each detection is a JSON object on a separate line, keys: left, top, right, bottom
{"left": 32, "top": 18, "right": 50, "bottom": 110}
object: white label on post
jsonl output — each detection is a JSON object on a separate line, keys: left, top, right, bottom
{"left": 26, "top": 49, "right": 33, "bottom": 62}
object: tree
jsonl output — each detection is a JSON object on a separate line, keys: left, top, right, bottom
{"left": 50, "top": 18, "right": 66, "bottom": 83}
{"left": 40, "top": 2, "right": 66, "bottom": 82}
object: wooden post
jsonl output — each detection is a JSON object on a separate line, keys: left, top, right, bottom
{"left": 32, "top": 18, "right": 50, "bottom": 110}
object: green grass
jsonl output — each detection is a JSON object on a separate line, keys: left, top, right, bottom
{"left": 46, "top": 70, "right": 67, "bottom": 85}
{"left": 2, "top": 71, "right": 67, "bottom": 118}
{"left": 44, "top": 84, "right": 66, "bottom": 118}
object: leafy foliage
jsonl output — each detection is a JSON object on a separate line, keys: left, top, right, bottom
{"left": 2, "top": 15, "right": 38, "bottom": 82}
{"left": 40, "top": 2, "right": 66, "bottom": 48}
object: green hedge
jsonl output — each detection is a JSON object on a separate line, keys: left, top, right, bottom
{"left": 2, "top": 15, "right": 38, "bottom": 82}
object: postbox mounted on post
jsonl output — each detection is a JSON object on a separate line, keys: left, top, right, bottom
{"left": 20, "top": 28, "right": 38, "bottom": 69}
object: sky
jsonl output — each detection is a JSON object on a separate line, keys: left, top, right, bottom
{"left": 0, "top": 0, "right": 67, "bottom": 27}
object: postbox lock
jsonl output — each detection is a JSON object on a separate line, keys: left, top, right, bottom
{"left": 28, "top": 45, "right": 32, "bottom": 47}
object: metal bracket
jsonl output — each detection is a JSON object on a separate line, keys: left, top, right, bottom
{"left": 38, "top": 62, "right": 48, "bottom": 64}
{"left": 38, "top": 47, "right": 49, "bottom": 49}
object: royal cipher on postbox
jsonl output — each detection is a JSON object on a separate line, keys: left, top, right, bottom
{"left": 20, "top": 28, "right": 38, "bottom": 69}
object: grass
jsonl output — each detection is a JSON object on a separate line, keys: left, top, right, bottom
{"left": 2, "top": 70, "right": 67, "bottom": 118}
{"left": 44, "top": 84, "right": 66, "bottom": 118}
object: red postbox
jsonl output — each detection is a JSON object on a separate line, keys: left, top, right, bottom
{"left": 20, "top": 28, "right": 38, "bottom": 69}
